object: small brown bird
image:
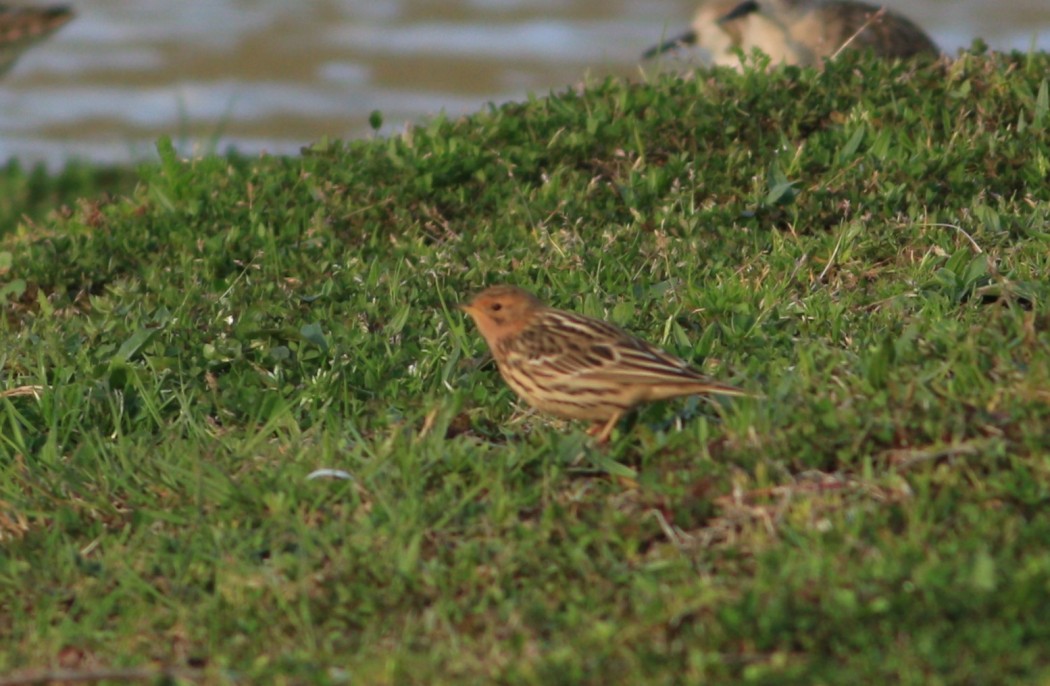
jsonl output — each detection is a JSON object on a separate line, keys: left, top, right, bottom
{"left": 460, "top": 285, "right": 748, "bottom": 443}
{"left": 644, "top": 0, "right": 938, "bottom": 68}
{"left": 0, "top": 4, "right": 73, "bottom": 77}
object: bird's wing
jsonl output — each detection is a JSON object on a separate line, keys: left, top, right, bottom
{"left": 506, "top": 310, "right": 708, "bottom": 385}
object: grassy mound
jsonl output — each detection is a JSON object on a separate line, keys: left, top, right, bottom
{"left": 2, "top": 48, "right": 1049, "bottom": 683}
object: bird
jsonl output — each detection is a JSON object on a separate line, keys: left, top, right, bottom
{"left": 0, "top": 4, "right": 73, "bottom": 78}
{"left": 644, "top": 0, "right": 746, "bottom": 66}
{"left": 644, "top": 0, "right": 938, "bottom": 69}
{"left": 460, "top": 285, "right": 748, "bottom": 443}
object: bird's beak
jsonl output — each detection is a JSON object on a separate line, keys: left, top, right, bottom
{"left": 458, "top": 303, "right": 473, "bottom": 314}
{"left": 718, "top": 0, "right": 760, "bottom": 24}
{"left": 642, "top": 29, "right": 698, "bottom": 59}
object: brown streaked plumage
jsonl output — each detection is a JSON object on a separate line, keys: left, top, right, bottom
{"left": 0, "top": 5, "right": 73, "bottom": 77}
{"left": 460, "top": 285, "right": 748, "bottom": 443}
{"left": 644, "top": 0, "right": 938, "bottom": 69}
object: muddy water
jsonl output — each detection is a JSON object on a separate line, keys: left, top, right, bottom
{"left": 3, "top": 0, "right": 1049, "bottom": 167}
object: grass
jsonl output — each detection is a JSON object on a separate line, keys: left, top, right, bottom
{"left": 0, "top": 159, "right": 139, "bottom": 238}
{"left": 1, "top": 47, "right": 1049, "bottom": 684}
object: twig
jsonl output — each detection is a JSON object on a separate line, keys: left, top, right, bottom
{"left": 924, "top": 222, "right": 983, "bottom": 254}
{"left": 0, "top": 385, "right": 44, "bottom": 399}
{"left": 831, "top": 7, "right": 887, "bottom": 60}
{"left": 650, "top": 508, "right": 687, "bottom": 547}
{"left": 884, "top": 439, "right": 996, "bottom": 471}
{"left": 816, "top": 223, "right": 851, "bottom": 284}
{"left": 0, "top": 666, "right": 204, "bottom": 686}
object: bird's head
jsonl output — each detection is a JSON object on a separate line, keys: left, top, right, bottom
{"left": 460, "top": 285, "right": 543, "bottom": 347}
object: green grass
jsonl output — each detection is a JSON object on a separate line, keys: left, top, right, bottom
{"left": 2, "top": 48, "right": 1050, "bottom": 684}
{"left": 0, "top": 159, "right": 139, "bottom": 238}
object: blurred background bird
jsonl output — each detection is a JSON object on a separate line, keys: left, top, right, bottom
{"left": 461, "top": 285, "right": 749, "bottom": 443}
{"left": 645, "top": 0, "right": 746, "bottom": 66}
{"left": 645, "top": 0, "right": 938, "bottom": 68}
{"left": 0, "top": 4, "right": 72, "bottom": 78}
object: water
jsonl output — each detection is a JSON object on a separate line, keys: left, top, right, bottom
{"left": 3, "top": 0, "right": 1049, "bottom": 168}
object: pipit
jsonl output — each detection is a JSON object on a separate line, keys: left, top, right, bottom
{"left": 460, "top": 285, "right": 747, "bottom": 443}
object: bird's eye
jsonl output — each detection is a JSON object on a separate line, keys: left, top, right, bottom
{"left": 490, "top": 303, "right": 503, "bottom": 312}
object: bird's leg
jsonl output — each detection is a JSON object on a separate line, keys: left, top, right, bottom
{"left": 588, "top": 412, "right": 623, "bottom": 444}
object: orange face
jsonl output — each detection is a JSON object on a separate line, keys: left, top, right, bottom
{"left": 460, "top": 285, "right": 541, "bottom": 349}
